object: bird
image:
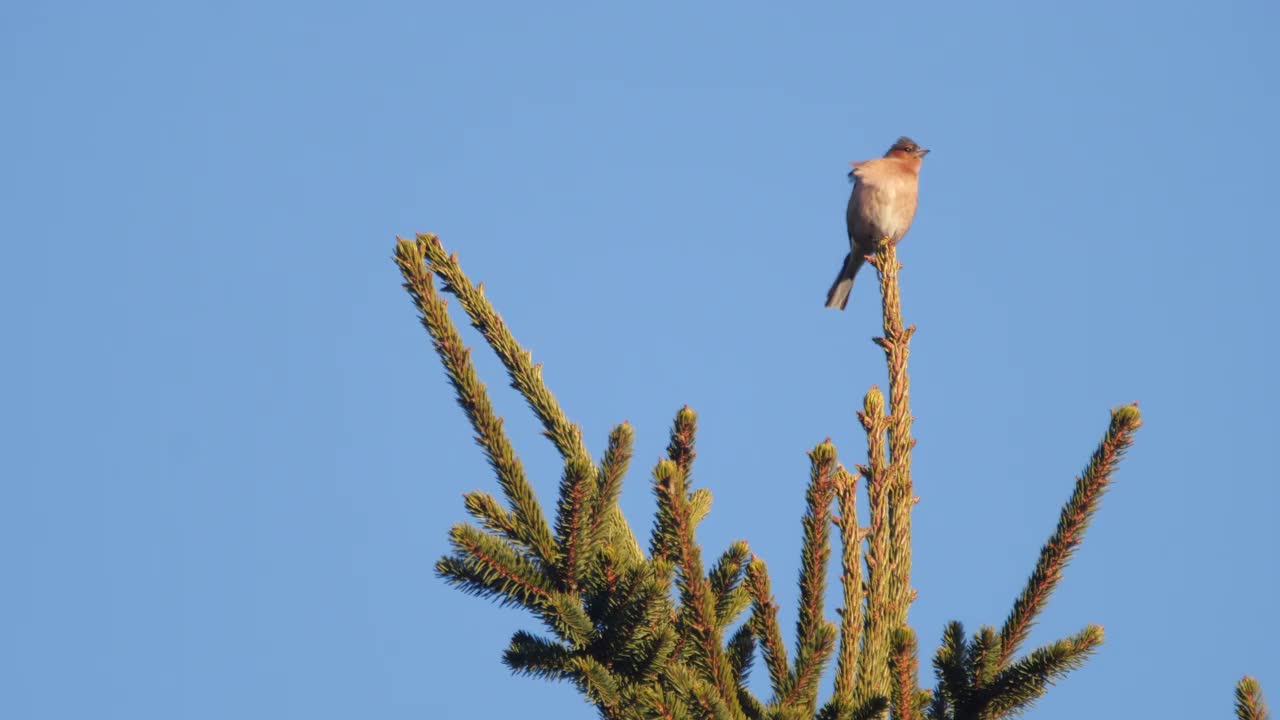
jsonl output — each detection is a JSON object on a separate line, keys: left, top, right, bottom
{"left": 824, "top": 136, "right": 930, "bottom": 310}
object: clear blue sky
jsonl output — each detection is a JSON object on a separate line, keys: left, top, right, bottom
{"left": 3, "top": 1, "right": 1276, "bottom": 718}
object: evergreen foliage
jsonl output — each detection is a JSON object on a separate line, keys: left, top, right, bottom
{"left": 395, "top": 232, "right": 1264, "bottom": 719}
{"left": 1237, "top": 676, "right": 1271, "bottom": 720}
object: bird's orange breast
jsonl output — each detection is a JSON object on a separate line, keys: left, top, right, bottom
{"left": 847, "top": 160, "right": 920, "bottom": 248}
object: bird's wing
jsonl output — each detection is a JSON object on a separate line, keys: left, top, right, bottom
{"left": 848, "top": 158, "right": 882, "bottom": 182}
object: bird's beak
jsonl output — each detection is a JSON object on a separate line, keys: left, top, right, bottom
{"left": 918, "top": 148, "right": 931, "bottom": 157}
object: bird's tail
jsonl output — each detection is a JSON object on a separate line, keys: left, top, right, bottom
{"left": 824, "top": 252, "right": 865, "bottom": 310}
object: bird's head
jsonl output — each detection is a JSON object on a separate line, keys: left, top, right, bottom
{"left": 885, "top": 136, "right": 930, "bottom": 161}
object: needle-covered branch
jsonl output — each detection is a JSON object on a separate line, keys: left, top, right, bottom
{"left": 928, "top": 622, "right": 969, "bottom": 720}
{"left": 830, "top": 465, "right": 867, "bottom": 710}
{"left": 997, "top": 404, "right": 1143, "bottom": 667}
{"left": 395, "top": 237, "right": 557, "bottom": 565}
{"left": 593, "top": 423, "right": 635, "bottom": 549}
{"left": 745, "top": 557, "right": 792, "bottom": 705}
{"left": 709, "top": 541, "right": 752, "bottom": 629}
{"left": 1236, "top": 677, "right": 1271, "bottom": 720}
{"left": 981, "top": 624, "right": 1102, "bottom": 719}
{"left": 726, "top": 625, "right": 765, "bottom": 720}
{"left": 554, "top": 455, "right": 601, "bottom": 594}
{"left": 857, "top": 385, "right": 894, "bottom": 708}
{"left": 410, "top": 234, "right": 591, "bottom": 464}
{"left": 437, "top": 522, "right": 555, "bottom": 608}
{"left": 787, "top": 441, "right": 841, "bottom": 715}
{"left": 404, "top": 233, "right": 644, "bottom": 564}
{"left": 867, "top": 242, "right": 918, "bottom": 632}
{"left": 505, "top": 626, "right": 633, "bottom": 719}
{"left": 397, "top": 232, "right": 1203, "bottom": 720}
{"left": 653, "top": 409, "right": 744, "bottom": 718}
{"left": 890, "top": 627, "right": 924, "bottom": 720}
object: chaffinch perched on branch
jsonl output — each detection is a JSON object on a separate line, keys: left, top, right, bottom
{"left": 824, "top": 136, "right": 930, "bottom": 310}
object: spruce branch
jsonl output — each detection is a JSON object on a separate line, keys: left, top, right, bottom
{"left": 554, "top": 455, "right": 600, "bottom": 593}
{"left": 857, "top": 385, "right": 894, "bottom": 708}
{"left": 567, "top": 654, "right": 627, "bottom": 713}
{"left": 930, "top": 621, "right": 970, "bottom": 717}
{"left": 394, "top": 238, "right": 557, "bottom": 564}
{"left": 650, "top": 408, "right": 701, "bottom": 562}
{"left": 632, "top": 606, "right": 680, "bottom": 685}
{"left": 738, "top": 691, "right": 766, "bottom": 720}
{"left": 967, "top": 626, "right": 1002, "bottom": 698}
{"left": 648, "top": 687, "right": 692, "bottom": 720}
{"left": 890, "top": 627, "right": 923, "bottom": 720}
{"left": 668, "top": 405, "right": 698, "bottom": 475}
{"left": 688, "top": 488, "right": 715, "bottom": 535}
{"left": 831, "top": 464, "right": 868, "bottom": 709}
{"left": 588, "top": 562, "right": 655, "bottom": 668}
{"left": 1237, "top": 676, "right": 1271, "bottom": 720}
{"left": 411, "top": 234, "right": 590, "bottom": 464}
{"left": 538, "top": 591, "right": 599, "bottom": 649}
{"left": 710, "top": 541, "right": 753, "bottom": 628}
{"left": 653, "top": 410, "right": 743, "bottom": 718}
{"left": 664, "top": 662, "right": 736, "bottom": 720}
{"left": 651, "top": 458, "right": 682, "bottom": 563}
{"left": 727, "top": 625, "right": 765, "bottom": 720}
{"left": 437, "top": 523, "right": 554, "bottom": 608}
{"left": 982, "top": 624, "right": 1102, "bottom": 718}
{"left": 399, "top": 232, "right": 1183, "bottom": 720}
{"left": 631, "top": 686, "right": 685, "bottom": 720}
{"left": 867, "top": 242, "right": 918, "bottom": 632}
{"left": 593, "top": 422, "right": 636, "bottom": 547}
{"left": 997, "top": 404, "right": 1143, "bottom": 667}
{"left": 726, "top": 623, "right": 756, "bottom": 686}
{"left": 745, "top": 557, "right": 792, "bottom": 704}
{"left": 462, "top": 490, "right": 520, "bottom": 540}
{"left": 819, "top": 697, "right": 892, "bottom": 720}
{"left": 406, "top": 233, "right": 644, "bottom": 564}
{"left": 789, "top": 440, "right": 842, "bottom": 715}
{"left": 504, "top": 630, "right": 574, "bottom": 679}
